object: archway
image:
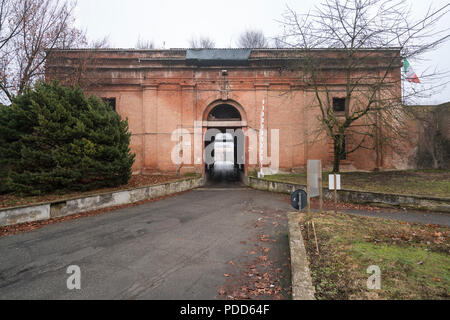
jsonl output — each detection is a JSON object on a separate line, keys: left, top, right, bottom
{"left": 203, "top": 101, "right": 246, "bottom": 182}
{"left": 207, "top": 104, "right": 242, "bottom": 121}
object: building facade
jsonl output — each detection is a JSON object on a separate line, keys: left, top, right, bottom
{"left": 46, "top": 48, "right": 409, "bottom": 175}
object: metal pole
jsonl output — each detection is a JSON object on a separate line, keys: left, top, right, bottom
{"left": 334, "top": 173, "right": 337, "bottom": 214}
{"left": 307, "top": 161, "right": 311, "bottom": 216}
{"left": 319, "top": 161, "right": 323, "bottom": 213}
{"left": 298, "top": 196, "right": 302, "bottom": 213}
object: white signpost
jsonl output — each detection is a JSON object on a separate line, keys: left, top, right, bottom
{"left": 307, "top": 160, "right": 323, "bottom": 255}
{"left": 307, "top": 160, "right": 323, "bottom": 214}
{"left": 328, "top": 174, "right": 341, "bottom": 190}
{"left": 329, "top": 174, "right": 342, "bottom": 214}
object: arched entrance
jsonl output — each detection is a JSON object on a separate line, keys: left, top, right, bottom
{"left": 207, "top": 104, "right": 242, "bottom": 121}
{"left": 203, "top": 100, "right": 247, "bottom": 181}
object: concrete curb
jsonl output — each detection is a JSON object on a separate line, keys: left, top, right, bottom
{"left": 287, "top": 212, "right": 316, "bottom": 300}
{"left": 0, "top": 177, "right": 205, "bottom": 227}
{"left": 246, "top": 176, "right": 450, "bottom": 213}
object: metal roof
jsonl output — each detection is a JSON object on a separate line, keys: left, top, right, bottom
{"left": 186, "top": 49, "right": 251, "bottom": 66}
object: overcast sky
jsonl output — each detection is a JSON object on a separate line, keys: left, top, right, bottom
{"left": 74, "top": 0, "right": 450, "bottom": 104}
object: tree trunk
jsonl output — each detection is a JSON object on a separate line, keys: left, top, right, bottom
{"left": 333, "top": 139, "right": 341, "bottom": 173}
{"left": 432, "top": 153, "right": 439, "bottom": 169}
{"left": 333, "top": 156, "right": 340, "bottom": 173}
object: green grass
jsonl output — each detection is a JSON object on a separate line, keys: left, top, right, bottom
{"left": 254, "top": 170, "right": 450, "bottom": 198}
{"left": 183, "top": 172, "right": 202, "bottom": 178}
{"left": 351, "top": 242, "right": 450, "bottom": 299}
{"left": 300, "top": 211, "right": 449, "bottom": 299}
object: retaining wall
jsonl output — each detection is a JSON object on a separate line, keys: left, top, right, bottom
{"left": 246, "top": 176, "right": 450, "bottom": 212}
{"left": 0, "top": 177, "right": 205, "bottom": 227}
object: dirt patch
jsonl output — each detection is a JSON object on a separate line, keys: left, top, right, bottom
{"left": 284, "top": 195, "right": 390, "bottom": 212}
{"left": 0, "top": 174, "right": 188, "bottom": 209}
{"left": 300, "top": 211, "right": 449, "bottom": 300}
{"left": 217, "top": 206, "right": 292, "bottom": 300}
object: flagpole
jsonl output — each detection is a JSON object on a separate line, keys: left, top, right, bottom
{"left": 402, "top": 73, "right": 405, "bottom": 105}
{"left": 258, "top": 99, "right": 265, "bottom": 178}
{"left": 402, "top": 58, "right": 406, "bottom": 105}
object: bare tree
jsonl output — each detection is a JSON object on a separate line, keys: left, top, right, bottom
{"left": 45, "top": 35, "right": 113, "bottom": 91}
{"left": 0, "top": 0, "right": 86, "bottom": 103}
{"left": 236, "top": 29, "right": 269, "bottom": 48}
{"left": 0, "top": 0, "right": 31, "bottom": 51}
{"left": 188, "top": 36, "right": 215, "bottom": 49}
{"left": 135, "top": 36, "right": 155, "bottom": 50}
{"left": 89, "top": 36, "right": 111, "bottom": 49}
{"left": 273, "top": 37, "right": 289, "bottom": 49}
{"left": 413, "top": 103, "right": 450, "bottom": 169}
{"left": 280, "top": 0, "right": 450, "bottom": 172}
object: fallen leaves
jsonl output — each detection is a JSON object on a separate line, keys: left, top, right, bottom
{"left": 217, "top": 206, "right": 291, "bottom": 300}
{"left": 363, "top": 224, "right": 448, "bottom": 250}
{"left": 310, "top": 198, "right": 383, "bottom": 212}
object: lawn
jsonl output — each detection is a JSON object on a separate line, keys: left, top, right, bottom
{"left": 253, "top": 170, "right": 450, "bottom": 198}
{"left": 299, "top": 211, "right": 449, "bottom": 300}
{"left": 0, "top": 173, "right": 200, "bottom": 209}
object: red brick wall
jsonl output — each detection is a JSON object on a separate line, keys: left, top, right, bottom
{"left": 46, "top": 49, "right": 409, "bottom": 174}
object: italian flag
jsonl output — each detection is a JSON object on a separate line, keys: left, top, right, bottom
{"left": 404, "top": 59, "right": 420, "bottom": 83}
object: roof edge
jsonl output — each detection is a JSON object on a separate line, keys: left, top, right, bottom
{"left": 46, "top": 47, "right": 402, "bottom": 52}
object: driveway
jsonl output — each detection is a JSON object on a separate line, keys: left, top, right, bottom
{"left": 0, "top": 185, "right": 292, "bottom": 300}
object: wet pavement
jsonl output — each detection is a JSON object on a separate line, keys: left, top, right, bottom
{"left": 0, "top": 183, "right": 292, "bottom": 299}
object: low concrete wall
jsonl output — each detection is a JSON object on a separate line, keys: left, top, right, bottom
{"left": 287, "top": 212, "right": 316, "bottom": 300}
{"left": 246, "top": 176, "right": 450, "bottom": 212}
{"left": 0, "top": 177, "right": 205, "bottom": 227}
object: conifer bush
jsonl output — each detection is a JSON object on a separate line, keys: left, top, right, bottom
{"left": 0, "top": 81, "right": 135, "bottom": 195}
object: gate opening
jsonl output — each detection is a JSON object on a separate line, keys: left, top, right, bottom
{"left": 204, "top": 104, "right": 245, "bottom": 182}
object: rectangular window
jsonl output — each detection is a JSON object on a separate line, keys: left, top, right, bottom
{"left": 332, "top": 98, "right": 346, "bottom": 112}
{"left": 102, "top": 97, "right": 116, "bottom": 111}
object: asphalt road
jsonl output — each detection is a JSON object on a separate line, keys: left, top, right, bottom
{"left": 1, "top": 179, "right": 448, "bottom": 300}
{"left": 0, "top": 184, "right": 292, "bottom": 300}
{"left": 344, "top": 208, "right": 450, "bottom": 227}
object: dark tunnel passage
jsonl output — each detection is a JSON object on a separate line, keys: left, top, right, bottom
{"left": 205, "top": 104, "right": 245, "bottom": 184}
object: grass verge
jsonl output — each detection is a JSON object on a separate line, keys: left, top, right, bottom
{"left": 252, "top": 170, "right": 450, "bottom": 198}
{"left": 299, "top": 211, "right": 449, "bottom": 299}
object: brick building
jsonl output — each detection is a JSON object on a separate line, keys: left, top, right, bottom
{"left": 46, "top": 48, "right": 409, "bottom": 175}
